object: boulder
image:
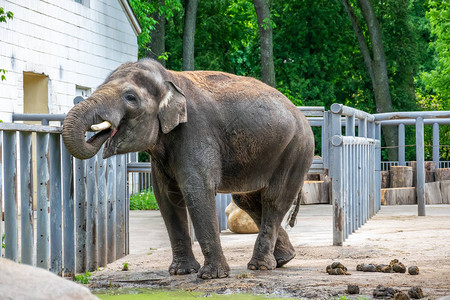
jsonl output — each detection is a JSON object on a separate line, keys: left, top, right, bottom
{"left": 225, "top": 201, "right": 259, "bottom": 234}
{"left": 0, "top": 258, "right": 98, "bottom": 299}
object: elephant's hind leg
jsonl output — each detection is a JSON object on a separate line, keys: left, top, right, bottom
{"left": 232, "top": 192, "right": 295, "bottom": 269}
{"left": 274, "top": 227, "right": 295, "bottom": 267}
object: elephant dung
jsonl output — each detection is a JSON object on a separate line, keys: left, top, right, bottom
{"left": 408, "top": 286, "right": 424, "bottom": 299}
{"left": 408, "top": 266, "right": 420, "bottom": 275}
{"left": 326, "top": 262, "right": 350, "bottom": 275}
{"left": 347, "top": 285, "right": 360, "bottom": 294}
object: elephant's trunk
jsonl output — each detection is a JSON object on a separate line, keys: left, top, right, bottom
{"left": 62, "top": 100, "right": 112, "bottom": 159}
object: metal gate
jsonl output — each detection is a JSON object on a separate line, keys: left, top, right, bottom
{"left": 0, "top": 123, "right": 128, "bottom": 276}
{"left": 327, "top": 104, "right": 381, "bottom": 245}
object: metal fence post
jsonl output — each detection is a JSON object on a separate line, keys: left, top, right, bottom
{"left": 107, "top": 156, "right": 117, "bottom": 263}
{"left": 62, "top": 140, "right": 75, "bottom": 277}
{"left": 36, "top": 132, "right": 50, "bottom": 269}
{"left": 399, "top": 124, "right": 406, "bottom": 166}
{"left": 346, "top": 115, "right": 355, "bottom": 137}
{"left": 86, "top": 154, "right": 98, "bottom": 271}
{"left": 97, "top": 149, "right": 108, "bottom": 267}
{"left": 375, "top": 123, "right": 382, "bottom": 212}
{"left": 19, "top": 131, "right": 34, "bottom": 265}
{"left": 116, "top": 154, "right": 126, "bottom": 259}
{"left": 416, "top": 117, "right": 426, "bottom": 216}
{"left": 432, "top": 123, "right": 439, "bottom": 168}
{"left": 50, "top": 134, "right": 63, "bottom": 274}
{"left": 4, "top": 131, "right": 18, "bottom": 262}
{"left": 75, "top": 158, "right": 86, "bottom": 273}
{"left": 331, "top": 135, "right": 343, "bottom": 246}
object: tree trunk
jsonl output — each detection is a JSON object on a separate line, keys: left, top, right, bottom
{"left": 182, "top": 0, "right": 198, "bottom": 71}
{"left": 147, "top": 0, "right": 166, "bottom": 66}
{"left": 341, "top": 0, "right": 398, "bottom": 160}
{"left": 253, "top": 0, "right": 276, "bottom": 87}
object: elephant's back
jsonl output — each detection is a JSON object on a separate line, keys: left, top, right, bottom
{"left": 175, "top": 69, "right": 311, "bottom": 136}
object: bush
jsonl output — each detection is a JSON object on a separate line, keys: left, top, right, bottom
{"left": 130, "top": 189, "right": 159, "bottom": 210}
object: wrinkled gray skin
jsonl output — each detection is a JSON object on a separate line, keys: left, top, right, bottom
{"left": 62, "top": 59, "right": 314, "bottom": 279}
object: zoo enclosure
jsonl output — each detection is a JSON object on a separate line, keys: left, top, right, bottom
{"left": 1, "top": 106, "right": 450, "bottom": 273}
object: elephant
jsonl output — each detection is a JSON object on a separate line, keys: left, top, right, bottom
{"left": 62, "top": 59, "right": 315, "bottom": 279}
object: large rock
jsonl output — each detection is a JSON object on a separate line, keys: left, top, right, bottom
{"left": 225, "top": 201, "right": 259, "bottom": 234}
{"left": 0, "top": 258, "right": 98, "bottom": 300}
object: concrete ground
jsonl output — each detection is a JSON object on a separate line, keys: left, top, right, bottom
{"left": 93, "top": 204, "right": 450, "bottom": 299}
{"left": 128, "top": 204, "right": 450, "bottom": 254}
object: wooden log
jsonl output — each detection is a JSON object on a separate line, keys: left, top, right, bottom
{"left": 306, "top": 173, "right": 320, "bottom": 181}
{"left": 302, "top": 181, "right": 329, "bottom": 204}
{"left": 381, "top": 171, "right": 390, "bottom": 188}
{"left": 435, "top": 168, "right": 450, "bottom": 181}
{"left": 381, "top": 187, "right": 416, "bottom": 205}
{"left": 411, "top": 161, "right": 437, "bottom": 172}
{"left": 390, "top": 166, "right": 413, "bottom": 188}
{"left": 440, "top": 180, "right": 450, "bottom": 204}
{"left": 411, "top": 161, "right": 437, "bottom": 185}
{"left": 425, "top": 182, "right": 442, "bottom": 204}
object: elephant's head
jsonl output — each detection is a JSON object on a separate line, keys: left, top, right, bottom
{"left": 62, "top": 60, "right": 187, "bottom": 159}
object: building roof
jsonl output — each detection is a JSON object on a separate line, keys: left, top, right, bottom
{"left": 119, "top": 0, "right": 142, "bottom": 36}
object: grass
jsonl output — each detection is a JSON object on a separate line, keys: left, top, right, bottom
{"left": 129, "top": 189, "right": 159, "bottom": 210}
{"left": 122, "top": 262, "right": 129, "bottom": 271}
{"left": 74, "top": 271, "right": 92, "bottom": 284}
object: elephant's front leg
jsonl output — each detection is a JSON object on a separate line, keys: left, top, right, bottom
{"left": 181, "top": 177, "right": 230, "bottom": 279}
{"left": 152, "top": 168, "right": 200, "bottom": 275}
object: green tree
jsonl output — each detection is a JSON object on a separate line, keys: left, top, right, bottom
{"left": 341, "top": 0, "right": 399, "bottom": 161}
{"left": 1, "top": 7, "right": 13, "bottom": 81}
{"left": 253, "top": 0, "right": 276, "bottom": 87}
{"left": 182, "top": 0, "right": 198, "bottom": 70}
{"left": 419, "top": 0, "right": 450, "bottom": 108}
{"left": 128, "top": 0, "right": 181, "bottom": 60}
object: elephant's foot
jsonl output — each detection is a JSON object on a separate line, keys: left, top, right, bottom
{"left": 197, "top": 259, "right": 230, "bottom": 279}
{"left": 247, "top": 255, "right": 277, "bottom": 271}
{"left": 274, "top": 245, "right": 296, "bottom": 268}
{"left": 274, "top": 227, "right": 296, "bottom": 268}
{"left": 169, "top": 258, "right": 201, "bottom": 275}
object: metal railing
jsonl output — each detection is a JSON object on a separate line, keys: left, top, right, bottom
{"left": 375, "top": 112, "right": 450, "bottom": 216}
{"left": 0, "top": 123, "right": 128, "bottom": 275}
{"left": 328, "top": 104, "right": 380, "bottom": 246}
{"left": 380, "top": 161, "right": 450, "bottom": 171}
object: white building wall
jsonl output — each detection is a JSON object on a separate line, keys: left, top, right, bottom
{"left": 0, "top": 0, "right": 139, "bottom": 122}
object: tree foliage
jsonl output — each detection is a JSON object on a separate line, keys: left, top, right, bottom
{"left": 129, "top": 0, "right": 450, "bottom": 160}
{"left": 1, "top": 7, "right": 13, "bottom": 81}
{"left": 418, "top": 0, "right": 450, "bottom": 108}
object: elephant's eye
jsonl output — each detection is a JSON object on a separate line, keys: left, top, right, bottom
{"left": 124, "top": 93, "right": 137, "bottom": 103}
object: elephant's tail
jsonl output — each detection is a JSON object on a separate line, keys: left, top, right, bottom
{"left": 288, "top": 189, "right": 304, "bottom": 227}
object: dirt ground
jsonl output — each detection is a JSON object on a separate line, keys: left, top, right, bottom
{"left": 90, "top": 205, "right": 450, "bottom": 299}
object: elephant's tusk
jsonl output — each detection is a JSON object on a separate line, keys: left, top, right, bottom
{"left": 91, "top": 121, "right": 112, "bottom": 131}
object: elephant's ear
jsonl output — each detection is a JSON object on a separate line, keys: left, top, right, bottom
{"left": 158, "top": 81, "right": 188, "bottom": 134}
